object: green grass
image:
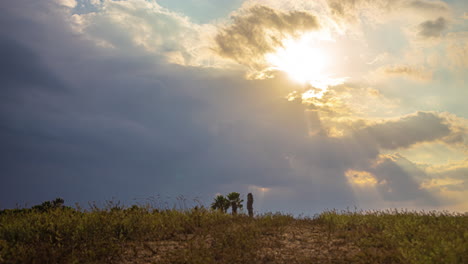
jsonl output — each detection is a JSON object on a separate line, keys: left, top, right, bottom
{"left": 0, "top": 205, "right": 466, "bottom": 264}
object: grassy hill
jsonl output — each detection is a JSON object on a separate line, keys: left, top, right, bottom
{"left": 0, "top": 202, "right": 466, "bottom": 264}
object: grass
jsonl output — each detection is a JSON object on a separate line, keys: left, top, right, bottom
{"left": 316, "top": 209, "right": 467, "bottom": 264}
{"left": 0, "top": 202, "right": 466, "bottom": 264}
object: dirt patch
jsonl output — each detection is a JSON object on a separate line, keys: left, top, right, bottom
{"left": 119, "top": 221, "right": 360, "bottom": 264}
{"left": 257, "top": 221, "right": 360, "bottom": 263}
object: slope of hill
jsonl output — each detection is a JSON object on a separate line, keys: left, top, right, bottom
{"left": 1, "top": 205, "right": 466, "bottom": 263}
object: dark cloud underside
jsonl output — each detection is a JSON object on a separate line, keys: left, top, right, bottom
{"left": 357, "top": 112, "right": 451, "bottom": 150}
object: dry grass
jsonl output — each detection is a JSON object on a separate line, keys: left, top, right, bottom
{"left": 1, "top": 204, "right": 466, "bottom": 264}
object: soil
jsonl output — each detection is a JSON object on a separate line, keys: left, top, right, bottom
{"left": 118, "top": 221, "right": 361, "bottom": 264}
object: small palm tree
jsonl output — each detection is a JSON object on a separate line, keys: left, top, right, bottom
{"left": 227, "top": 192, "right": 243, "bottom": 215}
{"left": 211, "top": 195, "right": 230, "bottom": 213}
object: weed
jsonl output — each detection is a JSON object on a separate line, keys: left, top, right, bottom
{"left": 0, "top": 202, "right": 466, "bottom": 264}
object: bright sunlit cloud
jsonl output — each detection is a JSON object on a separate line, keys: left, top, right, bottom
{"left": 265, "top": 32, "right": 346, "bottom": 98}
{"left": 345, "top": 169, "right": 380, "bottom": 187}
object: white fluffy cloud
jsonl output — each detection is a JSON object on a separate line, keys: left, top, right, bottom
{"left": 71, "top": 0, "right": 220, "bottom": 67}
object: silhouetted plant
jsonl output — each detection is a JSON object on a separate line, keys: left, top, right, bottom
{"left": 32, "top": 198, "right": 66, "bottom": 212}
{"left": 247, "top": 193, "right": 254, "bottom": 217}
{"left": 52, "top": 198, "right": 64, "bottom": 207}
{"left": 210, "top": 195, "right": 230, "bottom": 213}
{"left": 227, "top": 192, "right": 243, "bottom": 215}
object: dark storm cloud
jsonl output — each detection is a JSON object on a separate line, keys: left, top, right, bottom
{"left": 0, "top": 0, "right": 324, "bottom": 209}
{"left": 0, "top": 38, "right": 65, "bottom": 91}
{"left": 0, "top": 0, "right": 212, "bottom": 208}
{"left": 418, "top": 17, "right": 448, "bottom": 38}
{"left": 215, "top": 5, "right": 320, "bottom": 70}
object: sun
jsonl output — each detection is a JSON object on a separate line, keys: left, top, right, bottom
{"left": 265, "top": 33, "right": 345, "bottom": 99}
{"left": 266, "top": 34, "right": 328, "bottom": 84}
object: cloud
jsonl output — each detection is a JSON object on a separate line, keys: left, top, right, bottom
{"left": 156, "top": 0, "right": 244, "bottom": 23}
{"left": 283, "top": 110, "right": 456, "bottom": 209}
{"left": 418, "top": 17, "right": 448, "bottom": 38}
{"left": 0, "top": 0, "right": 466, "bottom": 214}
{"left": 421, "top": 159, "right": 468, "bottom": 210}
{"left": 446, "top": 32, "right": 468, "bottom": 68}
{"left": 57, "top": 0, "right": 77, "bottom": 8}
{"left": 325, "top": 0, "right": 449, "bottom": 24}
{"left": 345, "top": 169, "right": 379, "bottom": 186}
{"left": 215, "top": 5, "right": 320, "bottom": 73}
{"left": 425, "top": 159, "right": 468, "bottom": 183}
{"left": 71, "top": 0, "right": 217, "bottom": 67}
{"left": 0, "top": 37, "right": 65, "bottom": 92}
{"left": 438, "top": 112, "right": 468, "bottom": 149}
{"left": 405, "top": 0, "right": 449, "bottom": 14}
{"left": 355, "top": 112, "right": 452, "bottom": 150}
{"left": 368, "top": 154, "right": 438, "bottom": 204}
{"left": 379, "top": 64, "right": 433, "bottom": 81}
{"left": 326, "top": 0, "right": 390, "bottom": 23}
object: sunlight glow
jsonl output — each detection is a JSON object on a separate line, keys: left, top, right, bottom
{"left": 266, "top": 36, "right": 327, "bottom": 84}
{"left": 247, "top": 185, "right": 270, "bottom": 200}
{"left": 345, "top": 170, "right": 379, "bottom": 187}
{"left": 265, "top": 33, "right": 345, "bottom": 99}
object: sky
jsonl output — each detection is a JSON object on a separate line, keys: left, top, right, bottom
{"left": 1, "top": 0, "right": 467, "bottom": 214}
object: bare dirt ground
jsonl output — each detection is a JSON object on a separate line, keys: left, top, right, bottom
{"left": 119, "top": 221, "right": 361, "bottom": 264}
